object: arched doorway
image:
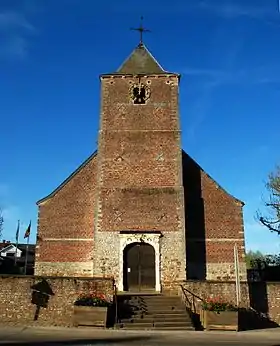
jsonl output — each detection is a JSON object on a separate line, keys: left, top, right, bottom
{"left": 123, "top": 242, "right": 156, "bottom": 291}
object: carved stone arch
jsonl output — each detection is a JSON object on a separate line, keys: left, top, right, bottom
{"left": 118, "top": 232, "right": 161, "bottom": 292}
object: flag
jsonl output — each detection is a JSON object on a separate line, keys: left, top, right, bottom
{"left": 15, "top": 220, "right": 20, "bottom": 242}
{"left": 24, "top": 221, "right": 31, "bottom": 239}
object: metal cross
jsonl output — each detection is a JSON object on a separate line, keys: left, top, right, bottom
{"left": 130, "top": 16, "right": 151, "bottom": 44}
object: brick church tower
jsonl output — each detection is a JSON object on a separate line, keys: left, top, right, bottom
{"left": 35, "top": 35, "right": 247, "bottom": 291}
{"left": 93, "top": 43, "right": 186, "bottom": 291}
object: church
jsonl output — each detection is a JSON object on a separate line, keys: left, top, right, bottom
{"left": 34, "top": 32, "right": 247, "bottom": 292}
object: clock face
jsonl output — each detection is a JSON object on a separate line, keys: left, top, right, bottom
{"left": 130, "top": 83, "right": 151, "bottom": 104}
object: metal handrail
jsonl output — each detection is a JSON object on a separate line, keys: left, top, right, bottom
{"left": 179, "top": 284, "right": 205, "bottom": 314}
{"left": 113, "top": 282, "right": 118, "bottom": 327}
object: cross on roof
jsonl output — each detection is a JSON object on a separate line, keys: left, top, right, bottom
{"left": 130, "top": 16, "right": 151, "bottom": 45}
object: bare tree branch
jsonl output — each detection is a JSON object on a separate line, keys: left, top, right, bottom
{"left": 257, "top": 165, "right": 280, "bottom": 235}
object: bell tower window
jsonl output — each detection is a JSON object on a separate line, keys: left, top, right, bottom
{"left": 133, "top": 86, "right": 146, "bottom": 104}
{"left": 130, "top": 83, "right": 151, "bottom": 105}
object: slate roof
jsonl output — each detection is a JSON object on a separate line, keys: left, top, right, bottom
{"left": 115, "top": 43, "right": 167, "bottom": 75}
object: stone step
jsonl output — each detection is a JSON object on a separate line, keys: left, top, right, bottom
{"left": 141, "top": 304, "right": 185, "bottom": 310}
{"left": 145, "top": 307, "right": 187, "bottom": 313}
{"left": 120, "top": 301, "right": 183, "bottom": 308}
{"left": 151, "top": 313, "right": 192, "bottom": 320}
{"left": 137, "top": 296, "right": 181, "bottom": 302}
{"left": 116, "top": 294, "right": 194, "bottom": 331}
{"left": 122, "top": 311, "right": 191, "bottom": 318}
{"left": 124, "top": 296, "right": 180, "bottom": 301}
{"left": 153, "top": 326, "right": 195, "bottom": 330}
{"left": 137, "top": 300, "right": 184, "bottom": 305}
{"left": 118, "top": 298, "right": 183, "bottom": 305}
{"left": 120, "top": 316, "right": 192, "bottom": 324}
{"left": 140, "top": 314, "right": 191, "bottom": 321}
{"left": 119, "top": 307, "right": 188, "bottom": 316}
{"left": 117, "top": 321, "right": 194, "bottom": 330}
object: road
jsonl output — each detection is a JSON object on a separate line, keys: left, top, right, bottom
{"left": 0, "top": 326, "right": 279, "bottom": 345}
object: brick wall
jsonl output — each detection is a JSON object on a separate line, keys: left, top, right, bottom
{"left": 249, "top": 282, "right": 280, "bottom": 325}
{"left": 201, "top": 170, "right": 246, "bottom": 279}
{"left": 0, "top": 275, "right": 114, "bottom": 327}
{"left": 182, "top": 152, "right": 246, "bottom": 281}
{"left": 92, "top": 74, "right": 186, "bottom": 286}
{"left": 180, "top": 281, "right": 280, "bottom": 326}
{"left": 35, "top": 154, "right": 98, "bottom": 276}
{"left": 34, "top": 53, "right": 247, "bottom": 287}
{"left": 96, "top": 75, "right": 183, "bottom": 233}
{"left": 180, "top": 281, "right": 250, "bottom": 309}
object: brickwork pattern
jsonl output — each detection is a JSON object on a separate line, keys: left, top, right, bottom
{"left": 183, "top": 164, "right": 246, "bottom": 281}
{"left": 180, "top": 281, "right": 280, "bottom": 326}
{"left": 264, "top": 282, "right": 280, "bottom": 324}
{"left": 37, "top": 241, "right": 93, "bottom": 262}
{"left": 35, "top": 155, "right": 97, "bottom": 275}
{"left": 93, "top": 74, "right": 186, "bottom": 287}
{"left": 92, "top": 231, "right": 186, "bottom": 290}
{"left": 34, "top": 262, "right": 93, "bottom": 277}
{"left": 0, "top": 276, "right": 114, "bottom": 327}
{"left": 201, "top": 171, "right": 246, "bottom": 279}
{"left": 1, "top": 277, "right": 280, "bottom": 328}
{"left": 34, "top": 54, "right": 247, "bottom": 285}
{"left": 201, "top": 171, "right": 245, "bottom": 239}
{"left": 100, "top": 76, "right": 179, "bottom": 132}
{"left": 206, "top": 263, "right": 247, "bottom": 281}
{"left": 181, "top": 281, "right": 250, "bottom": 310}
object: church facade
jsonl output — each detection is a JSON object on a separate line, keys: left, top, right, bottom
{"left": 35, "top": 41, "right": 247, "bottom": 292}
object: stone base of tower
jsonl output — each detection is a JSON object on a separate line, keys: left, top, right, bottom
{"left": 206, "top": 262, "right": 247, "bottom": 281}
{"left": 34, "top": 261, "right": 93, "bottom": 277}
{"left": 92, "top": 230, "right": 186, "bottom": 294}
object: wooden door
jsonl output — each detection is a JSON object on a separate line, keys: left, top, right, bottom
{"left": 123, "top": 242, "right": 155, "bottom": 291}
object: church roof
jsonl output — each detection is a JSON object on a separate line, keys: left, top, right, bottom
{"left": 36, "top": 151, "right": 97, "bottom": 205}
{"left": 115, "top": 43, "right": 167, "bottom": 75}
{"left": 37, "top": 150, "right": 244, "bottom": 207}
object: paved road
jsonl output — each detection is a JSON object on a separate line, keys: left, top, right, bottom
{"left": 0, "top": 326, "right": 280, "bottom": 345}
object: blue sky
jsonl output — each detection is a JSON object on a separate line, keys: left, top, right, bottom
{"left": 0, "top": 0, "right": 279, "bottom": 254}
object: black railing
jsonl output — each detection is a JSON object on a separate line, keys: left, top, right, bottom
{"left": 179, "top": 284, "right": 206, "bottom": 330}
{"left": 180, "top": 284, "right": 204, "bottom": 313}
{"left": 113, "top": 282, "right": 118, "bottom": 327}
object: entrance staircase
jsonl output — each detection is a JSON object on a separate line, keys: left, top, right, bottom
{"left": 116, "top": 294, "right": 194, "bottom": 330}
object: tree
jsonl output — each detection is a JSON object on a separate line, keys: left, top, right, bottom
{"left": 0, "top": 208, "right": 3, "bottom": 240}
{"left": 258, "top": 165, "right": 280, "bottom": 235}
{"left": 245, "top": 250, "right": 265, "bottom": 269}
{"left": 246, "top": 250, "right": 280, "bottom": 268}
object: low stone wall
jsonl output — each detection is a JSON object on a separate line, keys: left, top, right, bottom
{"left": 0, "top": 275, "right": 114, "bottom": 327}
{"left": 251, "top": 282, "right": 280, "bottom": 325}
{"left": 180, "top": 280, "right": 280, "bottom": 327}
{"left": 180, "top": 281, "right": 250, "bottom": 312}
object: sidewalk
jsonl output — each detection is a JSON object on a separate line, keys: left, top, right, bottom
{"left": 1, "top": 324, "right": 280, "bottom": 338}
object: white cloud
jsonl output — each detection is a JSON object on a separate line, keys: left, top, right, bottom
{"left": 185, "top": 81, "right": 219, "bottom": 143}
{"left": 0, "top": 11, "right": 35, "bottom": 31}
{"left": 185, "top": 30, "right": 245, "bottom": 143}
{"left": 197, "top": 1, "right": 279, "bottom": 25}
{"left": 183, "top": 64, "right": 280, "bottom": 87}
{"left": 0, "top": 10, "right": 36, "bottom": 60}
